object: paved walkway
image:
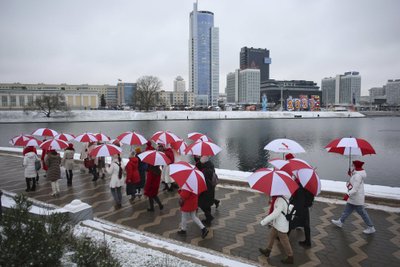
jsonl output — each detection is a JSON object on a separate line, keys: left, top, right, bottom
{"left": 1, "top": 154, "right": 399, "bottom": 266}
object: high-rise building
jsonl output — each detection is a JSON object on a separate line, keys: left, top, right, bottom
{"left": 226, "top": 69, "right": 260, "bottom": 104}
{"left": 240, "top": 47, "right": 271, "bottom": 82}
{"left": 189, "top": 2, "right": 219, "bottom": 107}
{"left": 174, "top": 76, "right": 186, "bottom": 92}
{"left": 385, "top": 79, "right": 400, "bottom": 105}
{"left": 117, "top": 83, "right": 137, "bottom": 107}
{"left": 321, "top": 72, "right": 361, "bottom": 106}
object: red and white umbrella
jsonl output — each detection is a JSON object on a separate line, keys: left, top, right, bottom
{"left": 40, "top": 139, "right": 69, "bottom": 150}
{"left": 32, "top": 128, "right": 58, "bottom": 137}
{"left": 116, "top": 131, "right": 147, "bottom": 146}
{"left": 264, "top": 138, "right": 306, "bottom": 154}
{"left": 184, "top": 140, "right": 222, "bottom": 156}
{"left": 171, "top": 140, "right": 188, "bottom": 154}
{"left": 55, "top": 133, "right": 75, "bottom": 142}
{"left": 150, "top": 131, "right": 181, "bottom": 145}
{"left": 187, "top": 132, "right": 213, "bottom": 142}
{"left": 74, "top": 133, "right": 98, "bottom": 143}
{"left": 268, "top": 158, "right": 293, "bottom": 176}
{"left": 89, "top": 144, "right": 122, "bottom": 157}
{"left": 297, "top": 168, "right": 321, "bottom": 196}
{"left": 138, "top": 150, "right": 171, "bottom": 166}
{"left": 23, "top": 138, "right": 43, "bottom": 147}
{"left": 247, "top": 168, "right": 299, "bottom": 196}
{"left": 169, "top": 161, "right": 207, "bottom": 195}
{"left": 287, "top": 158, "right": 313, "bottom": 172}
{"left": 94, "top": 133, "right": 111, "bottom": 142}
{"left": 325, "top": 137, "right": 376, "bottom": 169}
{"left": 9, "top": 134, "right": 35, "bottom": 146}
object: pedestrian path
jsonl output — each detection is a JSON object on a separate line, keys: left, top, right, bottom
{"left": 1, "top": 154, "right": 399, "bottom": 266}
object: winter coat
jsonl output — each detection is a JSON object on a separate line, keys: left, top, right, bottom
{"left": 164, "top": 148, "right": 175, "bottom": 163}
{"left": 137, "top": 156, "right": 147, "bottom": 188}
{"left": 144, "top": 166, "right": 161, "bottom": 197}
{"left": 260, "top": 196, "right": 292, "bottom": 233}
{"left": 347, "top": 170, "right": 367, "bottom": 205}
{"left": 106, "top": 159, "right": 125, "bottom": 188}
{"left": 41, "top": 149, "right": 48, "bottom": 171}
{"left": 179, "top": 189, "right": 198, "bottom": 212}
{"left": 125, "top": 157, "right": 140, "bottom": 184}
{"left": 63, "top": 148, "right": 75, "bottom": 171}
{"left": 196, "top": 160, "right": 215, "bottom": 173}
{"left": 45, "top": 152, "right": 61, "bottom": 182}
{"left": 23, "top": 152, "right": 39, "bottom": 178}
{"left": 198, "top": 170, "right": 215, "bottom": 208}
{"left": 289, "top": 186, "right": 307, "bottom": 228}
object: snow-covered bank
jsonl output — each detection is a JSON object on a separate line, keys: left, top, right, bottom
{"left": 0, "top": 110, "right": 364, "bottom": 123}
{"left": 1, "top": 147, "right": 399, "bottom": 202}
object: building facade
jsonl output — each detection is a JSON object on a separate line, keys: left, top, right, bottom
{"left": 174, "top": 76, "right": 186, "bottom": 92}
{"left": 321, "top": 72, "right": 361, "bottom": 106}
{"left": 386, "top": 79, "right": 400, "bottom": 105}
{"left": 189, "top": 2, "right": 219, "bottom": 107}
{"left": 240, "top": 47, "right": 271, "bottom": 82}
{"left": 157, "top": 91, "right": 195, "bottom": 108}
{"left": 226, "top": 69, "right": 260, "bottom": 104}
{"left": 117, "top": 83, "right": 137, "bottom": 107}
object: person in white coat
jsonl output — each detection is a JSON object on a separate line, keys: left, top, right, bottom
{"left": 106, "top": 155, "right": 125, "bottom": 209}
{"left": 23, "top": 149, "right": 39, "bottom": 192}
{"left": 259, "top": 195, "right": 294, "bottom": 264}
{"left": 332, "top": 160, "right": 376, "bottom": 234}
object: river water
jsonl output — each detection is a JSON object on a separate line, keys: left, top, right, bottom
{"left": 0, "top": 117, "right": 399, "bottom": 187}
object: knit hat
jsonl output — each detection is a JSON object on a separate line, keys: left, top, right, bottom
{"left": 135, "top": 147, "right": 142, "bottom": 154}
{"left": 285, "top": 153, "right": 295, "bottom": 160}
{"left": 352, "top": 160, "right": 364, "bottom": 170}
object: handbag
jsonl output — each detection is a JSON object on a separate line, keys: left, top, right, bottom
{"left": 35, "top": 159, "right": 41, "bottom": 171}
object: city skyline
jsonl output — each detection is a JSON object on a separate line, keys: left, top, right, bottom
{"left": 0, "top": 0, "right": 399, "bottom": 95}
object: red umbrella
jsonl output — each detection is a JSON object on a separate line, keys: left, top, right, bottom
{"left": 9, "top": 134, "right": 35, "bottom": 146}
{"left": 22, "top": 138, "right": 42, "bottom": 147}
{"left": 184, "top": 140, "right": 222, "bottom": 156}
{"left": 187, "top": 132, "right": 213, "bottom": 142}
{"left": 89, "top": 144, "right": 122, "bottom": 157}
{"left": 150, "top": 131, "right": 181, "bottom": 145}
{"left": 32, "top": 128, "right": 58, "bottom": 137}
{"left": 138, "top": 150, "right": 171, "bottom": 166}
{"left": 116, "top": 131, "right": 147, "bottom": 146}
{"left": 94, "top": 133, "right": 111, "bottom": 142}
{"left": 268, "top": 158, "right": 293, "bottom": 176}
{"left": 297, "top": 168, "right": 321, "bottom": 196}
{"left": 171, "top": 140, "right": 188, "bottom": 154}
{"left": 325, "top": 137, "right": 376, "bottom": 169}
{"left": 40, "top": 139, "right": 69, "bottom": 150}
{"left": 247, "top": 168, "right": 299, "bottom": 196}
{"left": 74, "top": 133, "right": 98, "bottom": 143}
{"left": 54, "top": 133, "right": 75, "bottom": 142}
{"left": 169, "top": 161, "right": 207, "bottom": 195}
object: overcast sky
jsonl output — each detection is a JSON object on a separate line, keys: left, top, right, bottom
{"left": 1, "top": 0, "right": 399, "bottom": 95}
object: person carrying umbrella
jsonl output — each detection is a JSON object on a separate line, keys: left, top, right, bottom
{"left": 196, "top": 156, "right": 221, "bottom": 209}
{"left": 23, "top": 146, "right": 40, "bottom": 192}
{"left": 144, "top": 165, "right": 164, "bottom": 211}
{"left": 106, "top": 154, "right": 125, "bottom": 209}
{"left": 135, "top": 147, "right": 147, "bottom": 197}
{"left": 331, "top": 160, "right": 376, "bottom": 234}
{"left": 125, "top": 151, "right": 141, "bottom": 203}
{"left": 62, "top": 143, "right": 75, "bottom": 186}
{"left": 198, "top": 168, "right": 215, "bottom": 226}
{"left": 45, "top": 150, "right": 62, "bottom": 197}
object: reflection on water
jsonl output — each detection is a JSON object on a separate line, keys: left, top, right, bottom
{"left": 1, "top": 117, "right": 399, "bottom": 187}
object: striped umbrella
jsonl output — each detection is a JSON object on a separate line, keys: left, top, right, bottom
{"left": 268, "top": 158, "right": 293, "bottom": 176}
{"left": 187, "top": 132, "right": 213, "bottom": 142}
{"left": 247, "top": 168, "right": 299, "bottom": 196}
{"left": 74, "top": 133, "right": 98, "bottom": 143}
{"left": 171, "top": 140, "right": 188, "bottom": 154}
{"left": 55, "top": 133, "right": 75, "bottom": 142}
{"left": 9, "top": 134, "right": 35, "bottom": 146}
{"left": 297, "top": 168, "right": 321, "bottom": 196}
{"left": 94, "top": 133, "right": 111, "bottom": 142}
{"left": 138, "top": 150, "right": 171, "bottom": 166}
{"left": 287, "top": 158, "right": 313, "bottom": 172}
{"left": 184, "top": 140, "right": 222, "bottom": 156}
{"left": 116, "top": 131, "right": 147, "bottom": 146}
{"left": 22, "top": 138, "right": 43, "bottom": 147}
{"left": 89, "top": 144, "right": 122, "bottom": 157}
{"left": 150, "top": 130, "right": 181, "bottom": 145}
{"left": 169, "top": 161, "right": 207, "bottom": 195}
{"left": 32, "top": 128, "right": 58, "bottom": 137}
{"left": 40, "top": 139, "right": 69, "bottom": 150}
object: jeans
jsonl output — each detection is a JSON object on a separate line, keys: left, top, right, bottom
{"left": 339, "top": 203, "right": 374, "bottom": 227}
{"left": 111, "top": 187, "right": 122, "bottom": 205}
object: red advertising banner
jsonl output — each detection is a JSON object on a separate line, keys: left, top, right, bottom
{"left": 300, "top": 95, "right": 309, "bottom": 110}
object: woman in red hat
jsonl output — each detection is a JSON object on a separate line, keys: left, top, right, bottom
{"left": 331, "top": 160, "right": 376, "bottom": 234}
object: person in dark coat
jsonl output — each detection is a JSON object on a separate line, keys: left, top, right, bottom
{"left": 45, "top": 150, "right": 61, "bottom": 196}
{"left": 125, "top": 152, "right": 141, "bottom": 202}
{"left": 135, "top": 147, "right": 147, "bottom": 197}
{"left": 198, "top": 168, "right": 215, "bottom": 226}
{"left": 196, "top": 156, "right": 221, "bottom": 209}
{"left": 144, "top": 165, "right": 164, "bottom": 211}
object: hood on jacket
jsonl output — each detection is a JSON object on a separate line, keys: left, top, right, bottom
{"left": 354, "top": 170, "right": 367, "bottom": 179}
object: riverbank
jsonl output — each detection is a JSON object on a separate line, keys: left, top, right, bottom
{"left": 0, "top": 110, "right": 364, "bottom": 123}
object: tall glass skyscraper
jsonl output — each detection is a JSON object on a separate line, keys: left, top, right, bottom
{"left": 189, "top": 2, "right": 219, "bottom": 107}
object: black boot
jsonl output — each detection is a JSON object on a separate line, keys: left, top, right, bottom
{"left": 201, "top": 227, "right": 209, "bottom": 239}
{"left": 281, "top": 256, "right": 294, "bottom": 264}
{"left": 259, "top": 248, "right": 271, "bottom": 257}
{"left": 25, "top": 178, "right": 31, "bottom": 192}
{"left": 31, "top": 178, "right": 36, "bottom": 191}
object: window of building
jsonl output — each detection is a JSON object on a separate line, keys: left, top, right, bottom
{"left": 10, "top": 96, "right": 16, "bottom": 107}
{"left": 19, "top": 95, "right": 25, "bottom": 106}
{"left": 27, "top": 95, "right": 34, "bottom": 104}
{"left": 1, "top": 96, "right": 7, "bottom": 106}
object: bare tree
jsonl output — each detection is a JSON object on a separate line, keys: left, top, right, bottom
{"left": 135, "top": 76, "right": 162, "bottom": 111}
{"left": 24, "top": 93, "right": 69, "bottom": 117}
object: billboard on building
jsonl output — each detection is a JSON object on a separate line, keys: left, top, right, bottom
{"left": 299, "top": 95, "right": 309, "bottom": 110}
{"left": 310, "top": 95, "right": 320, "bottom": 111}
{"left": 286, "top": 98, "right": 294, "bottom": 111}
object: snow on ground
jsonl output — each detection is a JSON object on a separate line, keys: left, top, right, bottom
{"left": 0, "top": 110, "right": 364, "bottom": 123}
{"left": 1, "top": 146, "right": 399, "bottom": 202}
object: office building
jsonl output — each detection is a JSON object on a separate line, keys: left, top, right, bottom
{"left": 369, "top": 86, "right": 385, "bottom": 104}
{"left": 117, "top": 83, "right": 137, "bottom": 107}
{"left": 226, "top": 69, "right": 260, "bottom": 104}
{"left": 189, "top": 2, "right": 219, "bottom": 107}
{"left": 174, "top": 76, "right": 186, "bottom": 92}
{"left": 386, "top": 79, "right": 400, "bottom": 105}
{"left": 321, "top": 72, "right": 361, "bottom": 106}
{"left": 240, "top": 47, "right": 271, "bottom": 82}
{"left": 157, "top": 91, "right": 195, "bottom": 108}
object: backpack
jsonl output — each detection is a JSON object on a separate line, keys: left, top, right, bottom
{"left": 35, "top": 159, "right": 41, "bottom": 171}
{"left": 280, "top": 197, "right": 297, "bottom": 222}
{"left": 211, "top": 172, "right": 219, "bottom": 187}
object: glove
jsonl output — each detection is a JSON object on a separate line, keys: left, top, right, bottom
{"left": 260, "top": 217, "right": 269, "bottom": 226}
{"left": 347, "top": 169, "right": 352, "bottom": 176}
{"left": 343, "top": 194, "right": 349, "bottom": 201}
